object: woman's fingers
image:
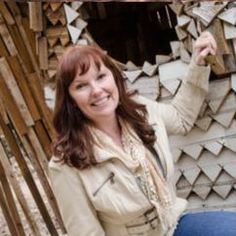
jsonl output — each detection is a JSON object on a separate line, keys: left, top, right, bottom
{"left": 193, "top": 31, "right": 217, "bottom": 65}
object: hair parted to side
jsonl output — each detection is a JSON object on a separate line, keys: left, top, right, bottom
{"left": 52, "top": 45, "right": 156, "bottom": 169}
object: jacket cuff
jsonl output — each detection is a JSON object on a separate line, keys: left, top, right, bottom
{"left": 183, "top": 60, "right": 211, "bottom": 93}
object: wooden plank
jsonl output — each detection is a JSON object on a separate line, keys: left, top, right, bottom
{"left": 59, "top": 27, "right": 70, "bottom": 46}
{"left": 161, "top": 79, "right": 180, "bottom": 95}
{"left": 142, "top": 61, "right": 157, "bottom": 77}
{"left": 0, "top": 95, "right": 8, "bottom": 124}
{"left": 22, "top": 17, "right": 37, "bottom": 60}
{"left": 175, "top": 25, "right": 187, "bottom": 40}
{"left": 195, "top": 116, "right": 213, "bottom": 131}
{"left": 155, "top": 54, "right": 171, "bottom": 65}
{"left": 231, "top": 73, "right": 236, "bottom": 92}
{"left": 233, "top": 38, "right": 236, "bottom": 55}
{"left": 0, "top": 143, "right": 42, "bottom": 236}
{"left": 27, "top": 73, "right": 56, "bottom": 140}
{"left": 29, "top": 2, "right": 43, "bottom": 32}
{"left": 7, "top": 24, "right": 34, "bottom": 74}
{"left": 0, "top": 36, "right": 9, "bottom": 57}
{"left": 5, "top": 1, "right": 20, "bottom": 17}
{"left": 14, "top": 15, "right": 41, "bottom": 76}
{"left": 207, "top": 18, "right": 230, "bottom": 55}
{"left": 183, "top": 34, "right": 193, "bottom": 53}
{"left": 0, "top": 74, "right": 28, "bottom": 135}
{"left": 45, "top": 7, "right": 61, "bottom": 26}
{"left": 0, "top": 57, "right": 34, "bottom": 127}
{"left": 210, "top": 106, "right": 234, "bottom": 127}
{"left": 20, "top": 135, "right": 66, "bottom": 234}
{"left": 27, "top": 127, "right": 48, "bottom": 171}
{"left": 186, "top": 19, "right": 198, "bottom": 38}
{"left": 38, "top": 37, "right": 48, "bottom": 70}
{"left": 170, "top": 41, "right": 180, "bottom": 58}
{"left": 177, "top": 14, "right": 191, "bottom": 27}
{"left": 64, "top": 3, "right": 79, "bottom": 24}
{"left": 207, "top": 78, "right": 231, "bottom": 114}
{"left": 46, "top": 26, "right": 65, "bottom": 47}
{"left": 159, "top": 59, "right": 188, "bottom": 83}
{"left": 126, "top": 75, "right": 159, "bottom": 100}
{"left": 0, "top": 115, "right": 59, "bottom": 236}
{"left": 71, "top": 2, "right": 83, "bottom": 11}
{"left": 170, "top": 120, "right": 236, "bottom": 150}
{"left": 0, "top": 2, "right": 14, "bottom": 25}
{"left": 0, "top": 160, "right": 26, "bottom": 235}
{"left": 0, "top": 18, "right": 18, "bottom": 56}
{"left": 193, "top": 185, "right": 211, "bottom": 200}
{"left": 180, "top": 42, "right": 191, "bottom": 64}
{"left": 172, "top": 147, "right": 182, "bottom": 163}
{"left": 183, "top": 167, "right": 201, "bottom": 185}
{"left": 0, "top": 185, "right": 19, "bottom": 236}
{"left": 224, "top": 54, "right": 236, "bottom": 74}
{"left": 223, "top": 138, "right": 236, "bottom": 153}
{"left": 200, "top": 164, "right": 222, "bottom": 182}
{"left": 67, "top": 24, "right": 82, "bottom": 44}
{"left": 192, "top": 4, "right": 225, "bottom": 26}
{"left": 213, "top": 185, "right": 232, "bottom": 199}
{"left": 204, "top": 141, "right": 223, "bottom": 156}
{"left": 183, "top": 144, "right": 203, "bottom": 160}
{"left": 7, "top": 56, "right": 41, "bottom": 122}
{"left": 49, "top": 3, "right": 62, "bottom": 12}
{"left": 75, "top": 18, "right": 88, "bottom": 31}
{"left": 223, "top": 22, "right": 236, "bottom": 39}
{"left": 169, "top": 4, "right": 183, "bottom": 16}
{"left": 123, "top": 70, "right": 142, "bottom": 83}
{"left": 218, "top": 8, "right": 236, "bottom": 25}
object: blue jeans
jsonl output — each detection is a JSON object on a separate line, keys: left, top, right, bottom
{"left": 174, "top": 211, "right": 236, "bottom": 236}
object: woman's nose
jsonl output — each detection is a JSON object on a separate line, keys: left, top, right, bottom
{"left": 90, "top": 83, "right": 103, "bottom": 96}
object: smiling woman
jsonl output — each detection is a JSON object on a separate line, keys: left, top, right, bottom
{"left": 47, "top": 33, "right": 236, "bottom": 236}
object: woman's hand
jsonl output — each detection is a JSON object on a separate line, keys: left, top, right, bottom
{"left": 192, "top": 31, "right": 217, "bottom": 66}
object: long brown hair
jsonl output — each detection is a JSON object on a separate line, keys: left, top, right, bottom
{"left": 52, "top": 45, "right": 156, "bottom": 169}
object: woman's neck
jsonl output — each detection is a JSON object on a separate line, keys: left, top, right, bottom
{"left": 93, "top": 116, "right": 123, "bottom": 148}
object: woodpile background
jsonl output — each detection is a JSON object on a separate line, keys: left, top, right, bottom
{"left": 0, "top": 1, "right": 236, "bottom": 235}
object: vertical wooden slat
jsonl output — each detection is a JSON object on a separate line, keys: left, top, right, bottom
{"left": 0, "top": 142, "right": 42, "bottom": 236}
{"left": 20, "top": 135, "right": 66, "bottom": 234}
{"left": 0, "top": 160, "right": 25, "bottom": 235}
{"left": 0, "top": 57, "right": 34, "bottom": 127}
{"left": 29, "top": 2, "right": 43, "bottom": 32}
{"left": 34, "top": 120, "right": 51, "bottom": 158}
{"left": 0, "top": 116, "right": 58, "bottom": 236}
{"left": 0, "top": 185, "right": 19, "bottom": 236}
{"left": 28, "top": 73, "right": 56, "bottom": 140}
{"left": 0, "top": 2, "right": 15, "bottom": 25}
{"left": 38, "top": 37, "right": 48, "bottom": 70}
{"left": 0, "top": 74, "right": 28, "bottom": 136}
{"left": 7, "top": 56, "right": 41, "bottom": 122}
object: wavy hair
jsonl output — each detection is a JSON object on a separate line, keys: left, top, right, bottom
{"left": 52, "top": 45, "right": 156, "bottom": 169}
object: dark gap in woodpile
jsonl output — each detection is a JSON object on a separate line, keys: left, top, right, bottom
{"left": 84, "top": 2, "right": 178, "bottom": 66}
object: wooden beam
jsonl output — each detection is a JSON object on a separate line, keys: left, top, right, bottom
{"left": 29, "top": 2, "right": 43, "bottom": 32}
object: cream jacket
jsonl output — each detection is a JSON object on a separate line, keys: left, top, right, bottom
{"left": 49, "top": 62, "right": 210, "bottom": 236}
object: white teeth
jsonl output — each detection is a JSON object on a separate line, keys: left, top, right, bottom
{"left": 92, "top": 96, "right": 109, "bottom": 106}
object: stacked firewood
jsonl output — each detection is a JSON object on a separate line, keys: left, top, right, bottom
{"left": 0, "top": 2, "right": 66, "bottom": 235}
{"left": 1, "top": 1, "right": 236, "bottom": 235}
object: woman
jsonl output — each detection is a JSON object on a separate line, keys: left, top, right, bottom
{"left": 49, "top": 31, "right": 236, "bottom": 236}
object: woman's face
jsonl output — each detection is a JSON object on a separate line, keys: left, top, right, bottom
{"left": 68, "top": 59, "right": 119, "bottom": 124}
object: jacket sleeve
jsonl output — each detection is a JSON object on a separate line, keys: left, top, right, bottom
{"left": 48, "top": 161, "right": 105, "bottom": 236}
{"left": 140, "top": 61, "right": 211, "bottom": 135}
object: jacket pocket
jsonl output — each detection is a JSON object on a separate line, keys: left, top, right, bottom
{"left": 93, "top": 171, "right": 115, "bottom": 197}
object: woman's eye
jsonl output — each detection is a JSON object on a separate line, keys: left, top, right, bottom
{"left": 97, "top": 74, "right": 106, "bottom": 80}
{"left": 76, "top": 83, "right": 87, "bottom": 90}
